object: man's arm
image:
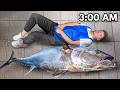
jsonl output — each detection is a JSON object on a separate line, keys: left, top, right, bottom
{"left": 57, "top": 29, "right": 80, "bottom": 45}
{"left": 56, "top": 21, "right": 81, "bottom": 45}
{"left": 58, "top": 21, "right": 81, "bottom": 30}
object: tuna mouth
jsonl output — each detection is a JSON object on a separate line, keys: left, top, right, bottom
{"left": 104, "top": 56, "right": 114, "bottom": 61}
{"left": 96, "top": 50, "right": 114, "bottom": 61}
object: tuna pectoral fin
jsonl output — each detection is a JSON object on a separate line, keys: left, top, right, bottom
{"left": 24, "top": 65, "right": 36, "bottom": 76}
{"left": 52, "top": 70, "right": 67, "bottom": 77}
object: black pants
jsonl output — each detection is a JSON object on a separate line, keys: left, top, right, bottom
{"left": 22, "top": 13, "right": 62, "bottom": 46}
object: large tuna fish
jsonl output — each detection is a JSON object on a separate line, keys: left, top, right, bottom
{"left": 0, "top": 46, "right": 116, "bottom": 76}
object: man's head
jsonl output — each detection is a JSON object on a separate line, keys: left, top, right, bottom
{"left": 92, "top": 30, "right": 107, "bottom": 41}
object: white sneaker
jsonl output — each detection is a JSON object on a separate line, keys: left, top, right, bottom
{"left": 11, "top": 39, "right": 28, "bottom": 48}
{"left": 13, "top": 32, "right": 28, "bottom": 41}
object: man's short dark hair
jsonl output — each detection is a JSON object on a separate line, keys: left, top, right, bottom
{"left": 101, "top": 30, "right": 108, "bottom": 41}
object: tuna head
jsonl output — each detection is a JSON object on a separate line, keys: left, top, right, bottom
{"left": 95, "top": 50, "right": 114, "bottom": 61}
{"left": 71, "top": 48, "right": 116, "bottom": 71}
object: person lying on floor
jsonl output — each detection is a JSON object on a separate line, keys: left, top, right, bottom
{"left": 11, "top": 13, "right": 107, "bottom": 48}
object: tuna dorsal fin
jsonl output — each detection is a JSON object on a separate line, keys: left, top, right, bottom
{"left": 24, "top": 65, "right": 36, "bottom": 76}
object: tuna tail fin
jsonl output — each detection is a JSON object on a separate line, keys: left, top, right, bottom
{"left": 0, "top": 51, "right": 16, "bottom": 69}
{"left": 24, "top": 65, "right": 36, "bottom": 76}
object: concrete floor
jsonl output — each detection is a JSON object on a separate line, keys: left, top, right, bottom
{"left": 0, "top": 11, "right": 120, "bottom": 79}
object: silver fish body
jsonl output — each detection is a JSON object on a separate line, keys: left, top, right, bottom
{"left": 17, "top": 47, "right": 67, "bottom": 71}
{"left": 16, "top": 46, "right": 116, "bottom": 73}
{"left": 0, "top": 46, "right": 116, "bottom": 76}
